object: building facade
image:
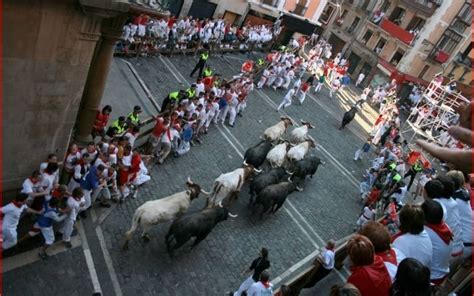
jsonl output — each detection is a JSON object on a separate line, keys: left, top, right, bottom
{"left": 320, "top": 0, "right": 472, "bottom": 96}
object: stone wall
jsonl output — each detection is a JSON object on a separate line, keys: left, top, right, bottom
{"left": 3, "top": 0, "right": 101, "bottom": 192}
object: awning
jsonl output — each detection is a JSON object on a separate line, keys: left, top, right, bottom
{"left": 281, "top": 14, "right": 318, "bottom": 36}
{"left": 377, "top": 58, "right": 429, "bottom": 87}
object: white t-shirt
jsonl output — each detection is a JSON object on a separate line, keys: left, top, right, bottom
{"left": 81, "top": 148, "right": 98, "bottom": 163}
{"left": 1, "top": 203, "right": 27, "bottom": 230}
{"left": 393, "top": 230, "right": 433, "bottom": 268}
{"left": 160, "top": 128, "right": 180, "bottom": 144}
{"left": 124, "top": 132, "right": 137, "bottom": 148}
{"left": 196, "top": 83, "right": 205, "bottom": 95}
{"left": 284, "top": 89, "right": 296, "bottom": 100}
{"left": 382, "top": 248, "right": 406, "bottom": 282}
{"left": 418, "top": 174, "right": 432, "bottom": 187}
{"left": 454, "top": 194, "right": 473, "bottom": 244}
{"left": 65, "top": 152, "right": 81, "bottom": 171}
{"left": 433, "top": 197, "right": 463, "bottom": 254}
{"left": 425, "top": 226, "right": 453, "bottom": 280}
{"left": 320, "top": 248, "right": 335, "bottom": 269}
{"left": 246, "top": 281, "right": 273, "bottom": 296}
{"left": 21, "top": 178, "right": 43, "bottom": 199}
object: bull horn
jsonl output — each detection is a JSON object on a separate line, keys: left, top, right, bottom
{"left": 218, "top": 200, "right": 224, "bottom": 208}
{"left": 243, "top": 159, "right": 249, "bottom": 166}
{"left": 288, "top": 176, "right": 293, "bottom": 182}
{"left": 200, "top": 189, "right": 211, "bottom": 195}
{"left": 228, "top": 212, "right": 238, "bottom": 218}
{"left": 253, "top": 167, "right": 262, "bottom": 173}
{"left": 187, "top": 176, "right": 193, "bottom": 185}
{"left": 285, "top": 170, "right": 294, "bottom": 175}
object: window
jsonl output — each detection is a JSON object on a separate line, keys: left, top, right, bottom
{"left": 335, "top": 10, "right": 348, "bottom": 26}
{"left": 374, "top": 38, "right": 387, "bottom": 54}
{"left": 381, "top": 0, "right": 391, "bottom": 12}
{"left": 389, "top": 7, "right": 405, "bottom": 25}
{"left": 390, "top": 49, "right": 405, "bottom": 66}
{"left": 362, "top": 30, "right": 373, "bottom": 43}
{"left": 451, "top": 2, "right": 471, "bottom": 34}
{"left": 406, "top": 16, "right": 425, "bottom": 32}
{"left": 347, "top": 17, "right": 360, "bottom": 33}
{"left": 436, "top": 29, "right": 463, "bottom": 54}
{"left": 418, "top": 65, "right": 430, "bottom": 79}
{"left": 360, "top": 0, "right": 370, "bottom": 10}
{"left": 319, "top": 5, "right": 335, "bottom": 24}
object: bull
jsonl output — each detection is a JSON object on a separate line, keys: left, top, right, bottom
{"left": 287, "top": 155, "right": 322, "bottom": 188}
{"left": 253, "top": 182, "right": 298, "bottom": 219}
{"left": 287, "top": 139, "right": 316, "bottom": 163}
{"left": 243, "top": 140, "right": 272, "bottom": 172}
{"left": 165, "top": 202, "right": 237, "bottom": 256}
{"left": 262, "top": 117, "right": 293, "bottom": 141}
{"left": 122, "top": 177, "right": 209, "bottom": 250}
{"left": 266, "top": 141, "right": 290, "bottom": 168}
{"left": 339, "top": 107, "right": 358, "bottom": 130}
{"left": 206, "top": 165, "right": 255, "bottom": 207}
{"left": 290, "top": 120, "right": 315, "bottom": 144}
{"left": 248, "top": 167, "right": 286, "bottom": 204}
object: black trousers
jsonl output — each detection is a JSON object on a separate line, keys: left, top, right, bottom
{"left": 303, "top": 267, "right": 332, "bottom": 289}
{"left": 190, "top": 60, "right": 205, "bottom": 78}
{"left": 404, "top": 168, "right": 418, "bottom": 190}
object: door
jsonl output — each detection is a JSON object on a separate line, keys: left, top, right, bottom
{"left": 328, "top": 33, "right": 345, "bottom": 57}
{"left": 347, "top": 52, "right": 361, "bottom": 74}
{"left": 223, "top": 11, "right": 240, "bottom": 26}
{"left": 188, "top": 0, "right": 217, "bottom": 19}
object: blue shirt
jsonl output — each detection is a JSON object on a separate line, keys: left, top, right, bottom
{"left": 182, "top": 126, "right": 193, "bottom": 142}
{"left": 362, "top": 142, "right": 371, "bottom": 153}
{"left": 81, "top": 165, "right": 99, "bottom": 191}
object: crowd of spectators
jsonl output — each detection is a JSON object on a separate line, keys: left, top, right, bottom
{"left": 116, "top": 14, "right": 283, "bottom": 56}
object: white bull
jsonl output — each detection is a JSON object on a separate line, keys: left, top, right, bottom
{"left": 206, "top": 165, "right": 255, "bottom": 207}
{"left": 291, "top": 120, "right": 315, "bottom": 144}
{"left": 287, "top": 139, "right": 316, "bottom": 162}
{"left": 262, "top": 117, "right": 293, "bottom": 141}
{"left": 266, "top": 142, "right": 289, "bottom": 168}
{"left": 123, "top": 177, "right": 209, "bottom": 250}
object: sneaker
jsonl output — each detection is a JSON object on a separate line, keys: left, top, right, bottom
{"left": 229, "top": 124, "right": 234, "bottom": 127}
{"left": 131, "top": 190, "right": 138, "bottom": 199}
{"left": 100, "top": 202, "right": 111, "bottom": 208}
{"left": 195, "top": 138, "right": 202, "bottom": 144}
{"left": 38, "top": 252, "right": 49, "bottom": 260}
{"left": 64, "top": 241, "right": 73, "bottom": 249}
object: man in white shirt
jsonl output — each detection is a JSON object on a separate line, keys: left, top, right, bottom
{"left": 2, "top": 194, "right": 42, "bottom": 250}
{"left": 355, "top": 72, "right": 365, "bottom": 87}
{"left": 21, "top": 171, "right": 47, "bottom": 204}
{"left": 302, "top": 240, "right": 336, "bottom": 289}
{"left": 392, "top": 204, "right": 433, "bottom": 268}
{"left": 422, "top": 200, "right": 453, "bottom": 283}
{"left": 277, "top": 86, "right": 297, "bottom": 111}
{"left": 246, "top": 270, "right": 273, "bottom": 296}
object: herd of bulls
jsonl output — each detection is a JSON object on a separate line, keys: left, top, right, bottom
{"left": 123, "top": 117, "right": 322, "bottom": 256}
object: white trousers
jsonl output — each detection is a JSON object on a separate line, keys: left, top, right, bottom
{"left": 176, "top": 141, "right": 190, "bottom": 156}
{"left": 2, "top": 226, "right": 17, "bottom": 250}
{"left": 314, "top": 82, "right": 323, "bottom": 92}
{"left": 278, "top": 97, "right": 292, "bottom": 110}
{"left": 83, "top": 189, "right": 92, "bottom": 209}
{"left": 219, "top": 106, "right": 229, "bottom": 123}
{"left": 60, "top": 218, "right": 75, "bottom": 242}
{"left": 234, "top": 276, "right": 255, "bottom": 296}
{"left": 228, "top": 107, "right": 237, "bottom": 125}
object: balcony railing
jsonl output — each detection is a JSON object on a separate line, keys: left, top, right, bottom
{"left": 429, "top": 47, "right": 451, "bottom": 63}
{"left": 454, "top": 52, "right": 472, "bottom": 68}
{"left": 379, "top": 18, "right": 414, "bottom": 45}
{"left": 401, "top": 0, "right": 438, "bottom": 16}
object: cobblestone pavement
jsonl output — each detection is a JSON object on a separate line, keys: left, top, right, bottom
{"left": 4, "top": 52, "right": 378, "bottom": 296}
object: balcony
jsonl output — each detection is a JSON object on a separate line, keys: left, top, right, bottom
{"left": 379, "top": 18, "right": 414, "bottom": 45}
{"left": 429, "top": 48, "right": 450, "bottom": 63}
{"left": 454, "top": 52, "right": 472, "bottom": 68}
{"left": 401, "top": 0, "right": 438, "bottom": 17}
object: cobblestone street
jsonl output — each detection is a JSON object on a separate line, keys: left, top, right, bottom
{"left": 4, "top": 52, "right": 378, "bottom": 296}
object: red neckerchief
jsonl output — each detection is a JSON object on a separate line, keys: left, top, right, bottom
{"left": 12, "top": 201, "right": 23, "bottom": 208}
{"left": 391, "top": 231, "right": 403, "bottom": 243}
{"left": 377, "top": 248, "right": 397, "bottom": 266}
{"left": 261, "top": 280, "right": 270, "bottom": 289}
{"left": 426, "top": 222, "right": 453, "bottom": 245}
{"left": 29, "top": 177, "right": 39, "bottom": 184}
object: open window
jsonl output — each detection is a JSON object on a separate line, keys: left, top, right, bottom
{"left": 374, "top": 37, "right": 387, "bottom": 54}
{"left": 388, "top": 7, "right": 405, "bottom": 25}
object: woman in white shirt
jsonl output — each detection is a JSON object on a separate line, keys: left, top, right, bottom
{"left": 393, "top": 204, "right": 433, "bottom": 269}
{"left": 302, "top": 240, "right": 336, "bottom": 289}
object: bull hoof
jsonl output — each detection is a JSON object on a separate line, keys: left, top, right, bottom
{"left": 142, "top": 234, "right": 151, "bottom": 242}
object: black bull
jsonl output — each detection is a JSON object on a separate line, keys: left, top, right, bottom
{"left": 165, "top": 207, "right": 236, "bottom": 256}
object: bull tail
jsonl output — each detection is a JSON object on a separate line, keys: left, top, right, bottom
{"left": 123, "top": 209, "right": 142, "bottom": 250}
